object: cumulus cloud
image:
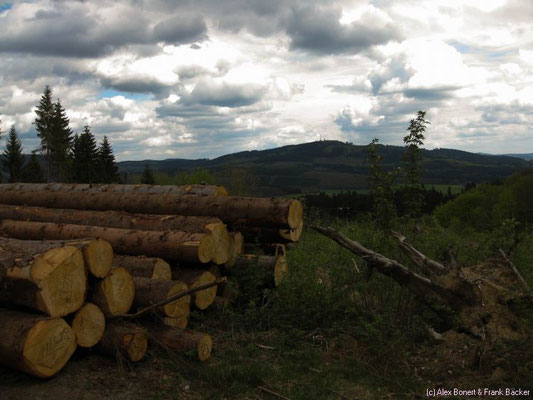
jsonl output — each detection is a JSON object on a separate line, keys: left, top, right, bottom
{"left": 0, "top": 0, "right": 532, "bottom": 159}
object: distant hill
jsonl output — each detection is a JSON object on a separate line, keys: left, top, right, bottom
{"left": 117, "top": 141, "right": 531, "bottom": 196}
{"left": 502, "top": 153, "right": 533, "bottom": 161}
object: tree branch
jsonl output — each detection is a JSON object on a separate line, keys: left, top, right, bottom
{"left": 391, "top": 231, "right": 447, "bottom": 275}
{"left": 311, "top": 226, "right": 474, "bottom": 312}
{"left": 499, "top": 249, "right": 533, "bottom": 302}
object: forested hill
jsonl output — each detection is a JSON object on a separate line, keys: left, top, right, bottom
{"left": 118, "top": 140, "right": 531, "bottom": 196}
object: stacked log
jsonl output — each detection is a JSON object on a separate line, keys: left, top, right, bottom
{"left": 0, "top": 182, "right": 303, "bottom": 378}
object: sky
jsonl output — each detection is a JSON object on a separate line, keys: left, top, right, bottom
{"left": 0, "top": 0, "right": 532, "bottom": 161}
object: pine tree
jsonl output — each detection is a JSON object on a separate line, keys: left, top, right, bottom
{"left": 98, "top": 136, "right": 120, "bottom": 183}
{"left": 71, "top": 125, "right": 99, "bottom": 183}
{"left": 2, "top": 126, "right": 25, "bottom": 183}
{"left": 50, "top": 99, "right": 73, "bottom": 181}
{"left": 34, "top": 86, "right": 55, "bottom": 181}
{"left": 141, "top": 164, "right": 156, "bottom": 184}
{"left": 20, "top": 153, "right": 45, "bottom": 183}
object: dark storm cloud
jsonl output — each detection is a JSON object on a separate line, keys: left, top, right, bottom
{"left": 99, "top": 76, "right": 171, "bottom": 97}
{"left": 285, "top": 5, "right": 400, "bottom": 54}
{"left": 153, "top": 14, "right": 207, "bottom": 44}
{"left": 0, "top": 2, "right": 208, "bottom": 58}
{"left": 180, "top": 81, "right": 268, "bottom": 108}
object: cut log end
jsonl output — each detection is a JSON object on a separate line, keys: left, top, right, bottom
{"left": 152, "top": 259, "right": 172, "bottom": 280}
{"left": 163, "top": 281, "right": 191, "bottom": 318}
{"left": 197, "top": 334, "right": 213, "bottom": 361}
{"left": 162, "top": 315, "right": 189, "bottom": 329}
{"left": 288, "top": 200, "right": 303, "bottom": 230}
{"left": 205, "top": 223, "right": 232, "bottom": 265}
{"left": 280, "top": 219, "right": 304, "bottom": 242}
{"left": 191, "top": 271, "right": 217, "bottom": 309}
{"left": 198, "top": 234, "right": 215, "bottom": 264}
{"left": 93, "top": 267, "right": 135, "bottom": 316}
{"left": 82, "top": 239, "right": 113, "bottom": 278}
{"left": 123, "top": 330, "right": 148, "bottom": 362}
{"left": 274, "top": 256, "right": 289, "bottom": 287}
{"left": 71, "top": 303, "right": 105, "bottom": 348}
{"left": 23, "top": 318, "right": 77, "bottom": 378}
{"left": 33, "top": 246, "right": 87, "bottom": 317}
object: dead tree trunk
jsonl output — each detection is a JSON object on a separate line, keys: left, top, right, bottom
{"left": 0, "top": 189, "right": 303, "bottom": 229}
{"left": 0, "top": 183, "right": 228, "bottom": 196}
{"left": 0, "top": 219, "right": 215, "bottom": 263}
{"left": 0, "top": 237, "right": 87, "bottom": 317}
{"left": 113, "top": 255, "right": 171, "bottom": 280}
{"left": 312, "top": 225, "right": 529, "bottom": 342}
{"left": 225, "top": 232, "right": 244, "bottom": 268}
{"left": 0, "top": 310, "right": 77, "bottom": 378}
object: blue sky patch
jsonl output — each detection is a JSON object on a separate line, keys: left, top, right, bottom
{"left": 99, "top": 89, "right": 152, "bottom": 101}
{"left": 0, "top": 2, "right": 12, "bottom": 12}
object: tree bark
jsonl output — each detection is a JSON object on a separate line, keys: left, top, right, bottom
{"left": 146, "top": 325, "right": 212, "bottom": 361}
{"left": 0, "top": 219, "right": 215, "bottom": 263}
{"left": 0, "top": 188, "right": 303, "bottom": 229}
{"left": 132, "top": 277, "right": 190, "bottom": 318}
{"left": 0, "top": 183, "right": 228, "bottom": 196}
{"left": 91, "top": 267, "right": 135, "bottom": 316}
{"left": 70, "top": 302, "right": 105, "bottom": 348}
{"left": 0, "top": 205, "right": 231, "bottom": 264}
{"left": 95, "top": 321, "right": 147, "bottom": 362}
{"left": 0, "top": 310, "right": 77, "bottom": 378}
{"left": 234, "top": 254, "right": 289, "bottom": 287}
{"left": 391, "top": 231, "right": 447, "bottom": 275}
{"left": 172, "top": 269, "right": 217, "bottom": 310}
{"left": 112, "top": 255, "right": 171, "bottom": 280}
{"left": 0, "top": 237, "right": 87, "bottom": 317}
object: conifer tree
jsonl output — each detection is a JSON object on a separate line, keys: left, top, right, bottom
{"left": 98, "top": 136, "right": 120, "bottom": 183}
{"left": 2, "top": 126, "right": 25, "bottom": 183}
{"left": 50, "top": 99, "right": 73, "bottom": 181}
{"left": 20, "top": 153, "right": 45, "bottom": 183}
{"left": 34, "top": 85, "right": 55, "bottom": 181}
{"left": 141, "top": 164, "right": 156, "bottom": 184}
{"left": 71, "top": 125, "right": 99, "bottom": 183}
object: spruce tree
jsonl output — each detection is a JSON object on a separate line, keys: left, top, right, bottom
{"left": 71, "top": 125, "right": 99, "bottom": 183}
{"left": 20, "top": 153, "right": 45, "bottom": 183}
{"left": 98, "top": 136, "right": 120, "bottom": 183}
{"left": 50, "top": 99, "right": 73, "bottom": 181}
{"left": 141, "top": 164, "right": 156, "bottom": 184}
{"left": 2, "top": 126, "right": 25, "bottom": 183}
{"left": 34, "top": 86, "right": 55, "bottom": 181}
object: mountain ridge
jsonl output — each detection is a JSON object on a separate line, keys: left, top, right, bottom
{"left": 117, "top": 140, "right": 531, "bottom": 196}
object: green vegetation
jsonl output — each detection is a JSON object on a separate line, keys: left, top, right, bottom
{"left": 435, "top": 168, "right": 533, "bottom": 230}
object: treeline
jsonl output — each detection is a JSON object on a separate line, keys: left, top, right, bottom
{"left": 302, "top": 185, "right": 457, "bottom": 219}
{"left": 435, "top": 168, "right": 533, "bottom": 230}
{"left": 0, "top": 86, "right": 120, "bottom": 183}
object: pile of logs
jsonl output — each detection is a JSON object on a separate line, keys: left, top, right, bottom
{"left": 0, "top": 183, "right": 303, "bottom": 378}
